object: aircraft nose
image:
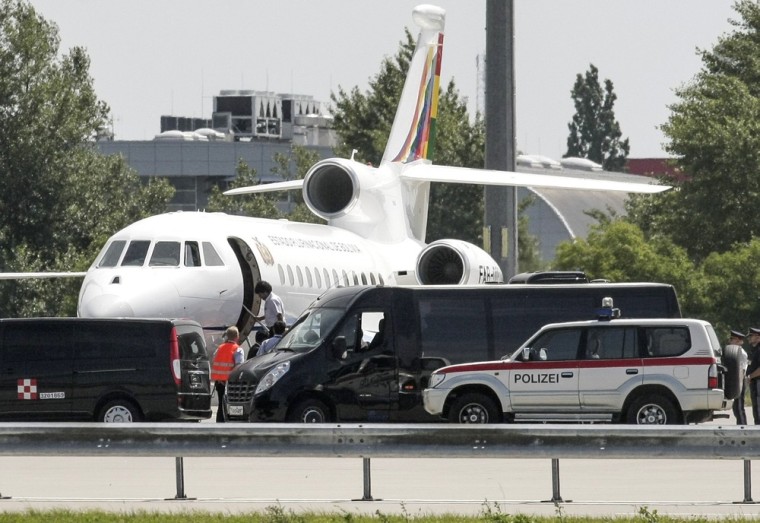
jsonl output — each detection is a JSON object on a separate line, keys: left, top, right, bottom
{"left": 79, "top": 293, "right": 135, "bottom": 318}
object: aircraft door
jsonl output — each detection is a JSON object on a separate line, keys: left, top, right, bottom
{"left": 328, "top": 310, "right": 394, "bottom": 422}
{"left": 227, "top": 237, "right": 262, "bottom": 337}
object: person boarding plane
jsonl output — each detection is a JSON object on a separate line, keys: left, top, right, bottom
{"left": 75, "top": 4, "right": 669, "bottom": 343}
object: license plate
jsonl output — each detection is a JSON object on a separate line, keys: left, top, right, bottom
{"left": 227, "top": 405, "right": 244, "bottom": 416}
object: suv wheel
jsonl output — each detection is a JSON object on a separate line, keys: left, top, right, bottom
{"left": 626, "top": 394, "right": 680, "bottom": 425}
{"left": 99, "top": 399, "right": 142, "bottom": 423}
{"left": 722, "top": 345, "right": 744, "bottom": 400}
{"left": 448, "top": 393, "right": 500, "bottom": 424}
{"left": 287, "top": 398, "right": 331, "bottom": 423}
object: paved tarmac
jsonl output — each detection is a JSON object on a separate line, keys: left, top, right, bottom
{"left": 0, "top": 408, "right": 759, "bottom": 519}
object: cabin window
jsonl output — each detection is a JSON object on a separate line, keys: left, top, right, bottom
{"left": 149, "top": 241, "right": 181, "bottom": 267}
{"left": 278, "top": 264, "right": 285, "bottom": 285}
{"left": 352, "top": 272, "right": 359, "bottom": 285}
{"left": 121, "top": 241, "right": 151, "bottom": 267}
{"left": 202, "top": 242, "right": 224, "bottom": 266}
{"left": 314, "top": 267, "right": 321, "bottom": 288}
{"left": 361, "top": 273, "right": 368, "bottom": 285}
{"left": 370, "top": 273, "right": 376, "bottom": 285}
{"left": 287, "top": 265, "right": 295, "bottom": 286}
{"left": 305, "top": 267, "right": 313, "bottom": 287}
{"left": 99, "top": 240, "right": 126, "bottom": 268}
{"left": 185, "top": 242, "right": 201, "bottom": 267}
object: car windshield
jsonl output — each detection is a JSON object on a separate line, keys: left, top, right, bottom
{"left": 276, "top": 307, "right": 346, "bottom": 353}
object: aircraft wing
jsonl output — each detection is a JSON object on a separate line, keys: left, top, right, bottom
{"left": 401, "top": 163, "right": 671, "bottom": 194}
{"left": 0, "top": 272, "right": 87, "bottom": 280}
{"left": 224, "top": 179, "right": 304, "bottom": 196}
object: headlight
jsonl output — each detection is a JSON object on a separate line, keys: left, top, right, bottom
{"left": 428, "top": 372, "right": 446, "bottom": 388}
{"left": 255, "top": 361, "right": 291, "bottom": 394}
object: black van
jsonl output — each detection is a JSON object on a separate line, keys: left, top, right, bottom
{"left": 224, "top": 282, "right": 681, "bottom": 423}
{"left": 0, "top": 318, "right": 212, "bottom": 422}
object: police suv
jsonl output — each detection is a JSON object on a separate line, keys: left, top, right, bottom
{"left": 423, "top": 303, "right": 741, "bottom": 424}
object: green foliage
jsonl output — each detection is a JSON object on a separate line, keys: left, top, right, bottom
{"left": 630, "top": 0, "right": 760, "bottom": 261}
{"left": 565, "top": 64, "right": 630, "bottom": 171}
{"left": 205, "top": 146, "right": 326, "bottom": 225}
{"left": 0, "top": 0, "right": 173, "bottom": 317}
{"left": 271, "top": 146, "right": 325, "bottom": 224}
{"left": 206, "top": 159, "right": 282, "bottom": 218}
{"left": 554, "top": 220, "right": 704, "bottom": 317}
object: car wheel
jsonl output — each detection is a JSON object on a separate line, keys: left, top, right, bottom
{"left": 99, "top": 399, "right": 142, "bottom": 423}
{"left": 287, "top": 398, "right": 331, "bottom": 423}
{"left": 722, "top": 345, "right": 743, "bottom": 400}
{"left": 448, "top": 393, "right": 501, "bottom": 424}
{"left": 626, "top": 394, "right": 681, "bottom": 425}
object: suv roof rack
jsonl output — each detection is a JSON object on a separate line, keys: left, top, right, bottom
{"left": 508, "top": 271, "right": 589, "bottom": 284}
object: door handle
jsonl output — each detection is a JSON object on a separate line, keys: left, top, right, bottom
{"left": 626, "top": 369, "right": 639, "bottom": 375}
{"left": 561, "top": 372, "right": 574, "bottom": 378}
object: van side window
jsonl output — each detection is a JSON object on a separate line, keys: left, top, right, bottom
{"left": 645, "top": 327, "right": 691, "bottom": 357}
{"left": 3, "top": 323, "right": 73, "bottom": 361}
{"left": 77, "top": 324, "right": 157, "bottom": 359}
{"left": 99, "top": 240, "right": 126, "bottom": 267}
{"left": 202, "top": 242, "right": 224, "bottom": 266}
{"left": 584, "top": 327, "right": 637, "bottom": 360}
{"left": 419, "top": 296, "right": 488, "bottom": 364}
{"left": 185, "top": 242, "right": 201, "bottom": 267}
{"left": 121, "top": 240, "right": 151, "bottom": 266}
{"left": 149, "top": 241, "right": 181, "bottom": 267}
{"left": 529, "top": 329, "right": 581, "bottom": 361}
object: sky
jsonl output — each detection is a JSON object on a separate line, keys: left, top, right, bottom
{"left": 28, "top": 0, "right": 738, "bottom": 160}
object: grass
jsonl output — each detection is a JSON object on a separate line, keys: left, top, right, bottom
{"left": 0, "top": 504, "right": 752, "bottom": 523}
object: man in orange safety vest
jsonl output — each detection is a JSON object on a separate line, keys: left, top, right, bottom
{"left": 211, "top": 326, "right": 243, "bottom": 422}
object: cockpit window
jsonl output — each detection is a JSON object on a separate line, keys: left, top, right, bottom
{"left": 185, "top": 242, "right": 201, "bottom": 267}
{"left": 99, "top": 240, "right": 126, "bottom": 267}
{"left": 149, "top": 241, "right": 181, "bottom": 267}
{"left": 121, "top": 241, "right": 151, "bottom": 267}
{"left": 202, "top": 242, "right": 224, "bottom": 266}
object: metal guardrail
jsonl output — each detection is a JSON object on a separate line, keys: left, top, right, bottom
{"left": 0, "top": 422, "right": 758, "bottom": 502}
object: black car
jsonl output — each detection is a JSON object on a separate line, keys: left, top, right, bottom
{"left": 0, "top": 317, "right": 212, "bottom": 422}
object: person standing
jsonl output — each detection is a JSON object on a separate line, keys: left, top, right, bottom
{"left": 727, "top": 330, "right": 748, "bottom": 425}
{"left": 745, "top": 327, "right": 760, "bottom": 424}
{"left": 211, "top": 326, "right": 243, "bottom": 423}
{"left": 254, "top": 280, "right": 284, "bottom": 336}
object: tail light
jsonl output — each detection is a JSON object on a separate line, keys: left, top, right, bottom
{"left": 170, "top": 327, "right": 181, "bottom": 386}
{"left": 708, "top": 363, "right": 718, "bottom": 389}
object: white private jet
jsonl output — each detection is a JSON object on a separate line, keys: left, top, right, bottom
{"left": 74, "top": 4, "right": 669, "bottom": 343}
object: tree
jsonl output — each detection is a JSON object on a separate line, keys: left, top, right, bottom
{"left": 331, "top": 29, "right": 542, "bottom": 269}
{"left": 629, "top": 0, "right": 760, "bottom": 261}
{"left": 205, "top": 146, "right": 325, "bottom": 224}
{"left": 205, "top": 159, "right": 282, "bottom": 219}
{"left": 553, "top": 220, "right": 705, "bottom": 317}
{"left": 565, "top": 64, "right": 630, "bottom": 171}
{"left": 0, "top": 0, "right": 173, "bottom": 317}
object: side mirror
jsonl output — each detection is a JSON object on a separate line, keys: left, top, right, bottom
{"left": 522, "top": 347, "right": 531, "bottom": 361}
{"left": 331, "top": 336, "right": 347, "bottom": 359}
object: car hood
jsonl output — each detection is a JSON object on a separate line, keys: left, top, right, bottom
{"left": 230, "top": 350, "right": 299, "bottom": 381}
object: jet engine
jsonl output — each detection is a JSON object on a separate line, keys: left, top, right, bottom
{"left": 303, "top": 158, "right": 367, "bottom": 220}
{"left": 416, "top": 239, "right": 503, "bottom": 285}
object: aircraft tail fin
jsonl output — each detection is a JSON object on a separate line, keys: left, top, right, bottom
{"left": 382, "top": 5, "right": 445, "bottom": 165}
